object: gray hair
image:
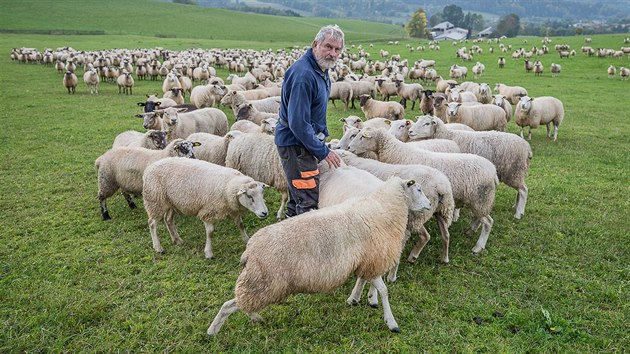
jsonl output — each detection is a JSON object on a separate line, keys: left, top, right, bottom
{"left": 314, "top": 25, "right": 345, "bottom": 47}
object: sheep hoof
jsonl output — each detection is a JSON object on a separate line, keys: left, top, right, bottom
{"left": 346, "top": 298, "right": 359, "bottom": 306}
{"left": 369, "top": 303, "right": 379, "bottom": 309}
{"left": 407, "top": 256, "right": 418, "bottom": 263}
{"left": 442, "top": 257, "right": 450, "bottom": 264}
{"left": 390, "top": 327, "right": 401, "bottom": 333}
{"left": 173, "top": 238, "right": 184, "bottom": 245}
{"left": 102, "top": 213, "right": 111, "bottom": 221}
{"left": 471, "top": 247, "right": 483, "bottom": 255}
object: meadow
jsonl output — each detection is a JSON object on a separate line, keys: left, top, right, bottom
{"left": 1, "top": 0, "right": 629, "bottom": 352}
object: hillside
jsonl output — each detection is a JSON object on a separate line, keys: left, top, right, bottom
{"left": 0, "top": 0, "right": 405, "bottom": 43}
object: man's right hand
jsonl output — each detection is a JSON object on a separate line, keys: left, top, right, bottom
{"left": 325, "top": 150, "right": 341, "bottom": 169}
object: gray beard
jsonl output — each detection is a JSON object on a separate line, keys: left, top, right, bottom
{"left": 316, "top": 57, "right": 336, "bottom": 71}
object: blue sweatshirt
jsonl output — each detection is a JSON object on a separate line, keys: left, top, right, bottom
{"left": 275, "top": 48, "right": 331, "bottom": 161}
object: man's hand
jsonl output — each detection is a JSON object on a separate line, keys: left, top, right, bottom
{"left": 325, "top": 150, "right": 341, "bottom": 169}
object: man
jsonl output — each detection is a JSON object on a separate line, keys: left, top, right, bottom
{"left": 275, "top": 25, "right": 343, "bottom": 218}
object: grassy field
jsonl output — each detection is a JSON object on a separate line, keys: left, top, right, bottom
{"left": 1, "top": 1, "right": 629, "bottom": 352}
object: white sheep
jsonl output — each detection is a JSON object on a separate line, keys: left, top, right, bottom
{"left": 620, "top": 67, "right": 629, "bottom": 80}
{"left": 550, "top": 63, "right": 561, "bottom": 77}
{"left": 235, "top": 103, "right": 279, "bottom": 125}
{"left": 386, "top": 119, "right": 461, "bottom": 153}
{"left": 514, "top": 96, "right": 565, "bottom": 141}
{"left": 476, "top": 83, "right": 492, "bottom": 104}
{"left": 112, "top": 130, "right": 167, "bottom": 150}
{"left": 494, "top": 83, "right": 528, "bottom": 105}
{"left": 207, "top": 176, "right": 431, "bottom": 335}
{"left": 186, "top": 132, "right": 237, "bottom": 165}
{"left": 162, "top": 72, "right": 182, "bottom": 93}
{"left": 163, "top": 87, "right": 184, "bottom": 105}
{"left": 142, "top": 157, "right": 268, "bottom": 259}
{"left": 95, "top": 139, "right": 198, "bottom": 220}
{"left": 347, "top": 127, "right": 498, "bottom": 254}
{"left": 472, "top": 61, "right": 485, "bottom": 79}
{"left": 190, "top": 83, "right": 226, "bottom": 108}
{"left": 344, "top": 79, "right": 376, "bottom": 109}
{"left": 329, "top": 81, "right": 353, "bottom": 111}
{"left": 225, "top": 132, "right": 288, "bottom": 220}
{"left": 394, "top": 80, "right": 423, "bottom": 110}
{"left": 491, "top": 94, "right": 513, "bottom": 122}
{"left": 607, "top": 65, "right": 616, "bottom": 79}
{"left": 230, "top": 118, "right": 277, "bottom": 135}
{"left": 359, "top": 95, "right": 405, "bottom": 121}
{"left": 116, "top": 71, "right": 134, "bottom": 95}
{"left": 160, "top": 107, "right": 228, "bottom": 142}
{"left": 446, "top": 102, "right": 507, "bottom": 131}
{"left": 63, "top": 70, "right": 78, "bottom": 94}
{"left": 220, "top": 90, "right": 280, "bottom": 114}
{"left": 410, "top": 116, "right": 532, "bottom": 219}
{"left": 227, "top": 72, "right": 257, "bottom": 90}
{"left": 83, "top": 68, "right": 99, "bottom": 94}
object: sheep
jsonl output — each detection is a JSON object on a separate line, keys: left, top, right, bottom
{"left": 343, "top": 79, "right": 376, "bottom": 109}
{"left": 514, "top": 96, "right": 565, "bottom": 141}
{"left": 143, "top": 157, "right": 268, "bottom": 259}
{"left": 472, "top": 61, "right": 485, "bottom": 79}
{"left": 83, "top": 68, "right": 99, "bottom": 94}
{"left": 95, "top": 139, "right": 198, "bottom": 220}
{"left": 494, "top": 83, "right": 528, "bottom": 105}
{"left": 336, "top": 150, "right": 454, "bottom": 265}
{"left": 163, "top": 87, "right": 184, "bottom": 105}
{"left": 434, "top": 76, "right": 457, "bottom": 93}
{"left": 117, "top": 71, "right": 134, "bottom": 95}
{"left": 432, "top": 95, "right": 449, "bottom": 122}
{"left": 112, "top": 130, "right": 167, "bottom": 150}
{"left": 162, "top": 72, "right": 182, "bottom": 93}
{"left": 347, "top": 127, "right": 498, "bottom": 255}
{"left": 409, "top": 116, "right": 532, "bottom": 219}
{"left": 607, "top": 65, "right": 616, "bottom": 79}
{"left": 498, "top": 56, "right": 505, "bottom": 68}
{"left": 207, "top": 176, "right": 431, "bottom": 336}
{"left": 446, "top": 87, "right": 477, "bottom": 104}
{"left": 550, "top": 63, "right": 561, "bottom": 77}
{"left": 230, "top": 118, "right": 277, "bottom": 135}
{"left": 236, "top": 103, "right": 279, "bottom": 125}
{"left": 63, "top": 70, "right": 78, "bottom": 94}
{"left": 524, "top": 60, "right": 534, "bottom": 73}
{"left": 374, "top": 77, "right": 398, "bottom": 101}
{"left": 359, "top": 95, "right": 405, "bottom": 121}
{"left": 450, "top": 64, "right": 468, "bottom": 79}
{"left": 476, "top": 83, "right": 492, "bottom": 104}
{"left": 177, "top": 74, "right": 192, "bottom": 96}
{"left": 420, "top": 89, "right": 434, "bottom": 115}
{"left": 329, "top": 81, "right": 353, "bottom": 111}
{"left": 160, "top": 107, "right": 228, "bottom": 141}
{"left": 387, "top": 119, "right": 461, "bottom": 153}
{"left": 491, "top": 94, "right": 513, "bottom": 122}
{"left": 225, "top": 132, "right": 288, "bottom": 221}
{"left": 446, "top": 102, "right": 507, "bottom": 131}
{"left": 227, "top": 72, "right": 256, "bottom": 90}
{"left": 533, "top": 60, "right": 544, "bottom": 76}
{"left": 220, "top": 90, "right": 280, "bottom": 114}
{"left": 394, "top": 80, "right": 423, "bottom": 110}
{"left": 186, "top": 132, "right": 238, "bottom": 166}
{"left": 190, "top": 83, "right": 226, "bottom": 108}
{"left": 340, "top": 116, "right": 390, "bottom": 134}
{"left": 621, "top": 67, "right": 630, "bottom": 80}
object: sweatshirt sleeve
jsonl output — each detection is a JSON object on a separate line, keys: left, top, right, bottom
{"left": 286, "top": 81, "right": 330, "bottom": 161}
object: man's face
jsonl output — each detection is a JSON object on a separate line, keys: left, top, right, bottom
{"left": 313, "top": 37, "right": 343, "bottom": 71}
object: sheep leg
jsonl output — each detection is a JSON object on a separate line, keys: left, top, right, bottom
{"left": 388, "top": 229, "right": 410, "bottom": 282}
{"left": 207, "top": 298, "right": 240, "bottom": 336}
{"left": 330, "top": 99, "right": 337, "bottom": 108}
{"left": 519, "top": 126, "right": 524, "bottom": 139}
{"left": 407, "top": 226, "right": 430, "bottom": 263}
{"left": 370, "top": 277, "right": 400, "bottom": 333}
{"left": 514, "top": 185, "right": 528, "bottom": 219}
{"left": 472, "top": 215, "right": 494, "bottom": 254}
{"left": 411, "top": 99, "right": 416, "bottom": 111}
{"left": 276, "top": 192, "right": 289, "bottom": 221}
{"left": 165, "top": 209, "right": 183, "bottom": 245}
{"left": 122, "top": 192, "right": 136, "bottom": 209}
{"left": 436, "top": 214, "right": 451, "bottom": 263}
{"left": 546, "top": 122, "right": 551, "bottom": 139}
{"left": 452, "top": 208, "right": 460, "bottom": 222}
{"left": 233, "top": 216, "right": 249, "bottom": 243}
{"left": 553, "top": 124, "right": 559, "bottom": 142}
{"left": 466, "top": 218, "right": 482, "bottom": 237}
{"left": 527, "top": 127, "right": 532, "bottom": 141}
{"left": 367, "top": 284, "right": 379, "bottom": 308}
{"left": 99, "top": 199, "right": 111, "bottom": 220}
{"left": 148, "top": 217, "right": 163, "bottom": 253}
{"left": 204, "top": 222, "right": 215, "bottom": 259}
{"left": 346, "top": 278, "right": 367, "bottom": 305}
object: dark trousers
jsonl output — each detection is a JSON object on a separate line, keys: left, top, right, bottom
{"left": 277, "top": 145, "right": 320, "bottom": 217}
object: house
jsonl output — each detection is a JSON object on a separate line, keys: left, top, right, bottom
{"left": 477, "top": 26, "right": 494, "bottom": 38}
{"left": 432, "top": 21, "right": 455, "bottom": 32}
{"left": 433, "top": 27, "right": 469, "bottom": 41}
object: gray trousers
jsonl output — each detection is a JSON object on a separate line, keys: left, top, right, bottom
{"left": 277, "top": 145, "right": 320, "bottom": 217}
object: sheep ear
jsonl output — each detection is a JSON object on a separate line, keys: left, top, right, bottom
{"left": 405, "top": 120, "right": 412, "bottom": 126}
{"left": 177, "top": 108, "right": 188, "bottom": 113}
{"left": 237, "top": 188, "right": 247, "bottom": 196}
{"left": 260, "top": 182, "right": 270, "bottom": 189}
{"left": 155, "top": 101, "right": 161, "bottom": 106}
{"left": 361, "top": 130, "right": 372, "bottom": 138}
{"left": 192, "top": 141, "right": 202, "bottom": 147}
{"left": 339, "top": 118, "right": 346, "bottom": 122}
{"left": 457, "top": 103, "right": 462, "bottom": 107}
{"left": 134, "top": 114, "right": 144, "bottom": 118}
{"left": 137, "top": 102, "right": 146, "bottom": 107}
{"left": 406, "top": 180, "right": 416, "bottom": 187}
{"left": 384, "top": 119, "right": 391, "bottom": 126}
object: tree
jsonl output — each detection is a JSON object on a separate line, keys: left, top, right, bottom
{"left": 428, "top": 13, "right": 443, "bottom": 28}
{"left": 406, "top": 8, "right": 427, "bottom": 38}
{"left": 442, "top": 5, "right": 464, "bottom": 27}
{"left": 496, "top": 13, "right": 520, "bottom": 38}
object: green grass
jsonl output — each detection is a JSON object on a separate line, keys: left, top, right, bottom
{"left": 1, "top": 1, "right": 629, "bottom": 352}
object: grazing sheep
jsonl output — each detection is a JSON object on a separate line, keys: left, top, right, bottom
{"left": 446, "top": 102, "right": 507, "bottom": 131}
{"left": 117, "top": 71, "right": 134, "bottom": 95}
{"left": 190, "top": 83, "right": 226, "bottom": 108}
{"left": 494, "top": 83, "right": 528, "bottom": 105}
{"left": 236, "top": 103, "right": 279, "bottom": 125}
{"left": 491, "top": 94, "right": 513, "bottom": 122}
{"left": 359, "top": 95, "right": 405, "bottom": 121}
{"left": 550, "top": 63, "right": 561, "bottom": 77}
{"left": 608, "top": 65, "right": 616, "bottom": 79}
{"left": 112, "top": 130, "right": 167, "bottom": 150}
{"left": 63, "top": 70, "right": 78, "bottom": 94}
{"left": 394, "top": 80, "right": 423, "bottom": 110}
{"left": 160, "top": 107, "right": 228, "bottom": 141}
{"left": 225, "top": 132, "right": 288, "bottom": 221}
{"left": 329, "top": 81, "right": 353, "bottom": 111}
{"left": 163, "top": 87, "right": 185, "bottom": 105}
{"left": 347, "top": 127, "right": 498, "bottom": 255}
{"left": 410, "top": 116, "right": 532, "bottom": 219}
{"left": 621, "top": 67, "right": 630, "bottom": 80}
{"left": 95, "top": 139, "right": 198, "bottom": 220}
{"left": 143, "top": 157, "right": 268, "bottom": 259}
{"left": 83, "top": 68, "right": 99, "bottom": 94}
{"left": 524, "top": 60, "right": 534, "bottom": 73}
{"left": 207, "top": 176, "right": 431, "bottom": 336}
{"left": 514, "top": 96, "right": 565, "bottom": 141}
{"left": 220, "top": 90, "right": 280, "bottom": 114}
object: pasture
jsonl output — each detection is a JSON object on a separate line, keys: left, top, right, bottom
{"left": 1, "top": 1, "right": 629, "bottom": 352}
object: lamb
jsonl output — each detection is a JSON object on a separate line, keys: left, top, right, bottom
{"left": 494, "top": 83, "right": 528, "bottom": 105}
{"left": 329, "top": 81, "right": 353, "bottom": 111}
{"left": 163, "top": 87, "right": 184, "bottom": 105}
{"left": 142, "top": 157, "right": 268, "bottom": 259}
{"left": 491, "top": 94, "right": 513, "bottom": 122}
{"left": 207, "top": 176, "right": 431, "bottom": 335}
{"left": 514, "top": 96, "right": 565, "bottom": 141}
{"left": 225, "top": 132, "right": 289, "bottom": 220}
{"left": 160, "top": 107, "right": 228, "bottom": 141}
{"left": 394, "top": 80, "right": 423, "bottom": 110}
{"left": 83, "top": 68, "right": 99, "bottom": 94}
{"left": 117, "top": 71, "right": 134, "bottom": 95}
{"left": 446, "top": 102, "right": 507, "bottom": 131}
{"left": 359, "top": 95, "right": 405, "bottom": 121}
{"left": 409, "top": 116, "right": 532, "bottom": 219}
{"left": 190, "top": 83, "right": 226, "bottom": 108}
{"left": 336, "top": 150, "right": 454, "bottom": 265}
{"left": 95, "top": 139, "right": 198, "bottom": 220}
{"left": 63, "top": 70, "right": 78, "bottom": 94}
{"left": 112, "top": 130, "right": 167, "bottom": 150}
{"left": 347, "top": 127, "right": 498, "bottom": 254}
{"left": 236, "top": 103, "right": 279, "bottom": 125}
{"left": 220, "top": 90, "right": 280, "bottom": 114}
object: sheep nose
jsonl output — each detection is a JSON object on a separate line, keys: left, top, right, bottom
{"left": 259, "top": 211, "right": 268, "bottom": 218}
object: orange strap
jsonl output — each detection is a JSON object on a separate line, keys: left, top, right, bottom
{"left": 292, "top": 178, "right": 317, "bottom": 189}
{"left": 300, "top": 169, "right": 320, "bottom": 178}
